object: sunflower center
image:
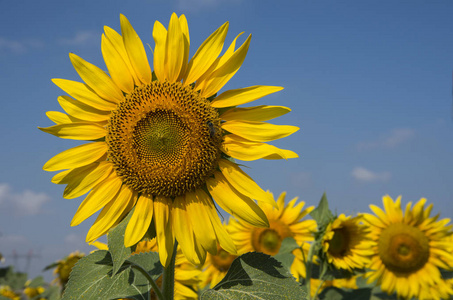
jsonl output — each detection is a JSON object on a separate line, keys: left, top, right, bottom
{"left": 252, "top": 220, "right": 292, "bottom": 256}
{"left": 378, "top": 223, "right": 430, "bottom": 273}
{"left": 211, "top": 248, "right": 237, "bottom": 272}
{"left": 328, "top": 227, "right": 350, "bottom": 256}
{"left": 107, "top": 81, "right": 223, "bottom": 198}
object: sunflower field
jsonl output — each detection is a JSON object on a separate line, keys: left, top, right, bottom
{"left": 1, "top": 10, "right": 452, "bottom": 300}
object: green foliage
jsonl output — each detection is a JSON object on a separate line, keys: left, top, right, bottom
{"left": 108, "top": 208, "right": 135, "bottom": 275}
{"left": 201, "top": 252, "right": 307, "bottom": 300}
{"left": 319, "top": 287, "right": 372, "bottom": 300}
{"left": 309, "top": 192, "right": 334, "bottom": 230}
{"left": 274, "top": 237, "right": 298, "bottom": 270}
{"left": 0, "top": 266, "right": 27, "bottom": 290}
{"left": 61, "top": 250, "right": 162, "bottom": 300}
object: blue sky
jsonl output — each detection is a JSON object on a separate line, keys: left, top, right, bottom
{"left": 1, "top": 1, "right": 452, "bottom": 281}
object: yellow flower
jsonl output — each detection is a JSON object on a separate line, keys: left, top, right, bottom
{"left": 40, "top": 13, "right": 299, "bottom": 267}
{"left": 201, "top": 244, "right": 238, "bottom": 288}
{"left": 362, "top": 195, "right": 453, "bottom": 300}
{"left": 53, "top": 251, "right": 85, "bottom": 287}
{"left": 94, "top": 239, "right": 202, "bottom": 300}
{"left": 228, "top": 192, "right": 316, "bottom": 280}
{"left": 23, "top": 280, "right": 45, "bottom": 300}
{"left": 0, "top": 286, "right": 20, "bottom": 300}
{"left": 321, "top": 214, "right": 374, "bottom": 271}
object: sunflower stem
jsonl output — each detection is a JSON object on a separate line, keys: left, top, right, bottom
{"left": 305, "top": 241, "right": 317, "bottom": 300}
{"left": 161, "top": 240, "right": 178, "bottom": 300}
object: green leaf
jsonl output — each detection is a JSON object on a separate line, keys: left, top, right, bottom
{"left": 39, "top": 285, "right": 61, "bottom": 300}
{"left": 201, "top": 252, "right": 307, "bottom": 300}
{"left": 319, "top": 287, "right": 372, "bottom": 300}
{"left": 126, "top": 251, "right": 163, "bottom": 282}
{"left": 0, "top": 266, "right": 27, "bottom": 290}
{"left": 27, "top": 276, "right": 46, "bottom": 288}
{"left": 43, "top": 262, "right": 59, "bottom": 271}
{"left": 62, "top": 250, "right": 161, "bottom": 300}
{"left": 108, "top": 208, "right": 134, "bottom": 275}
{"left": 274, "top": 237, "right": 299, "bottom": 270}
{"left": 309, "top": 193, "right": 334, "bottom": 229}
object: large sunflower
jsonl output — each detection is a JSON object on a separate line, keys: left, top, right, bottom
{"left": 362, "top": 195, "right": 453, "bottom": 299}
{"left": 227, "top": 192, "right": 316, "bottom": 280}
{"left": 321, "top": 214, "right": 373, "bottom": 271}
{"left": 40, "top": 13, "right": 299, "bottom": 267}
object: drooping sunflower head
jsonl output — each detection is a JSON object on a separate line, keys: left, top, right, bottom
{"left": 362, "top": 195, "right": 453, "bottom": 300}
{"left": 321, "top": 214, "right": 374, "bottom": 271}
{"left": 53, "top": 251, "right": 85, "bottom": 287}
{"left": 201, "top": 243, "right": 238, "bottom": 288}
{"left": 40, "top": 13, "right": 299, "bottom": 267}
{"left": 228, "top": 191, "right": 317, "bottom": 280}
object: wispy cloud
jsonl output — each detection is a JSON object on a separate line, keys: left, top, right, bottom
{"left": 0, "top": 37, "right": 44, "bottom": 54}
{"left": 0, "top": 183, "right": 50, "bottom": 216}
{"left": 351, "top": 167, "right": 391, "bottom": 182}
{"left": 357, "top": 128, "right": 415, "bottom": 151}
{"left": 57, "top": 30, "right": 99, "bottom": 47}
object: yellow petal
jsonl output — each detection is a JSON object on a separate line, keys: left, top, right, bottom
{"left": 45, "top": 111, "right": 81, "bottom": 124}
{"left": 90, "top": 241, "right": 108, "bottom": 250}
{"left": 165, "top": 13, "right": 184, "bottom": 83}
{"left": 184, "top": 22, "right": 229, "bottom": 84}
{"left": 185, "top": 191, "right": 217, "bottom": 254}
{"left": 125, "top": 194, "right": 154, "bottom": 247}
{"left": 104, "top": 26, "right": 140, "bottom": 85}
{"left": 154, "top": 196, "right": 175, "bottom": 267}
{"left": 172, "top": 196, "right": 202, "bottom": 265}
{"left": 44, "top": 142, "right": 108, "bottom": 171}
{"left": 207, "top": 172, "right": 269, "bottom": 228}
{"left": 52, "top": 79, "right": 118, "bottom": 111}
{"left": 39, "top": 122, "right": 107, "bottom": 140}
{"left": 221, "top": 105, "right": 290, "bottom": 122}
{"left": 152, "top": 20, "right": 167, "bottom": 82}
{"left": 222, "top": 134, "right": 298, "bottom": 161}
{"left": 101, "top": 33, "right": 134, "bottom": 93}
{"left": 177, "top": 14, "right": 190, "bottom": 82}
{"left": 197, "top": 34, "right": 251, "bottom": 98}
{"left": 222, "top": 120, "right": 299, "bottom": 142}
{"left": 218, "top": 159, "right": 276, "bottom": 207}
{"left": 212, "top": 86, "right": 284, "bottom": 108}
{"left": 62, "top": 162, "right": 113, "bottom": 199}
{"left": 194, "top": 189, "right": 237, "bottom": 254}
{"left": 58, "top": 95, "right": 111, "bottom": 122}
{"left": 120, "top": 14, "right": 151, "bottom": 85}
{"left": 87, "top": 185, "right": 137, "bottom": 242}
{"left": 69, "top": 53, "right": 124, "bottom": 103}
{"left": 71, "top": 173, "right": 123, "bottom": 226}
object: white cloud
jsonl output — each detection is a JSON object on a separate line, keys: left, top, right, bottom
{"left": 0, "top": 183, "right": 50, "bottom": 216}
{"left": 357, "top": 128, "right": 415, "bottom": 151}
{"left": 58, "top": 30, "right": 99, "bottom": 47}
{"left": 351, "top": 167, "right": 391, "bottom": 182}
{"left": 0, "top": 37, "right": 43, "bottom": 54}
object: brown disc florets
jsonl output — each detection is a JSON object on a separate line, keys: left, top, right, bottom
{"left": 107, "top": 81, "right": 223, "bottom": 198}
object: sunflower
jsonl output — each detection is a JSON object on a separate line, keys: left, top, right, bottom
{"left": 362, "top": 195, "right": 453, "bottom": 300}
{"left": 23, "top": 280, "right": 45, "bottom": 300}
{"left": 0, "top": 286, "right": 20, "bottom": 300}
{"left": 40, "top": 13, "right": 299, "bottom": 267}
{"left": 52, "top": 251, "right": 85, "bottom": 287}
{"left": 321, "top": 214, "right": 373, "bottom": 271}
{"left": 201, "top": 243, "right": 238, "bottom": 288}
{"left": 228, "top": 191, "right": 316, "bottom": 280}
{"left": 92, "top": 239, "right": 202, "bottom": 300}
